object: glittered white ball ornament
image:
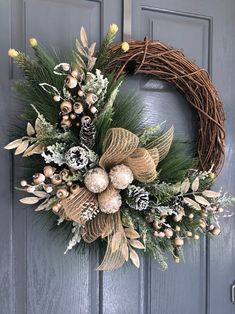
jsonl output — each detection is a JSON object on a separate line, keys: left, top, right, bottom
{"left": 109, "top": 164, "right": 134, "bottom": 190}
{"left": 84, "top": 167, "right": 109, "bottom": 193}
{"left": 98, "top": 186, "right": 122, "bottom": 214}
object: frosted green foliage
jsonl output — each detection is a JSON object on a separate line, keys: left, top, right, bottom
{"left": 64, "top": 222, "right": 82, "bottom": 254}
{"left": 42, "top": 143, "right": 66, "bottom": 166}
{"left": 82, "top": 69, "right": 109, "bottom": 108}
{"left": 139, "top": 122, "right": 165, "bottom": 146}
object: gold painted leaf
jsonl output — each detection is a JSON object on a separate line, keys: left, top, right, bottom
{"left": 191, "top": 177, "right": 199, "bottom": 192}
{"left": 20, "top": 197, "right": 40, "bottom": 204}
{"left": 120, "top": 242, "right": 129, "bottom": 261}
{"left": 14, "top": 140, "right": 29, "bottom": 155}
{"left": 35, "top": 118, "right": 41, "bottom": 133}
{"left": 32, "top": 191, "right": 48, "bottom": 198}
{"left": 4, "top": 139, "right": 22, "bottom": 150}
{"left": 23, "top": 144, "right": 44, "bottom": 157}
{"left": 184, "top": 197, "right": 201, "bottom": 211}
{"left": 80, "top": 26, "right": 88, "bottom": 48}
{"left": 88, "top": 42, "right": 96, "bottom": 56}
{"left": 129, "top": 247, "right": 140, "bottom": 268}
{"left": 26, "top": 122, "right": 35, "bottom": 136}
{"left": 124, "top": 228, "right": 140, "bottom": 239}
{"left": 181, "top": 178, "right": 190, "bottom": 193}
{"left": 194, "top": 195, "right": 210, "bottom": 206}
{"left": 202, "top": 190, "right": 221, "bottom": 198}
{"left": 129, "top": 239, "right": 145, "bottom": 250}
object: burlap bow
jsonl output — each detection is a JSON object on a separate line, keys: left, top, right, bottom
{"left": 62, "top": 126, "right": 174, "bottom": 270}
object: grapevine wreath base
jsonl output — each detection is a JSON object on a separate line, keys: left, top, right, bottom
{"left": 6, "top": 25, "right": 233, "bottom": 271}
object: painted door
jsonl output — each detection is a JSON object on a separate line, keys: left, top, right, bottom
{"left": 0, "top": 0, "right": 234, "bottom": 313}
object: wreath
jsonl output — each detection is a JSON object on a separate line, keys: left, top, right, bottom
{"left": 6, "top": 24, "right": 234, "bottom": 271}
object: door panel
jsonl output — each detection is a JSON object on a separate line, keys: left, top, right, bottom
{"left": 1, "top": 0, "right": 235, "bottom": 313}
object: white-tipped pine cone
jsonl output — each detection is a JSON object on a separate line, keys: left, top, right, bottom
{"left": 84, "top": 167, "right": 109, "bottom": 193}
{"left": 127, "top": 185, "right": 149, "bottom": 211}
{"left": 109, "top": 164, "right": 134, "bottom": 190}
{"left": 98, "top": 186, "right": 122, "bottom": 214}
{"left": 65, "top": 146, "right": 88, "bottom": 171}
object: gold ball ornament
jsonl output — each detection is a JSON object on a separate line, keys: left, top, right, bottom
{"left": 84, "top": 168, "right": 109, "bottom": 193}
{"left": 43, "top": 165, "right": 55, "bottom": 177}
{"left": 60, "top": 101, "right": 72, "bottom": 115}
{"left": 164, "top": 228, "right": 174, "bottom": 238}
{"left": 174, "top": 237, "right": 184, "bottom": 246}
{"left": 175, "top": 225, "right": 181, "bottom": 232}
{"left": 33, "top": 173, "right": 45, "bottom": 184}
{"left": 65, "top": 75, "right": 78, "bottom": 89}
{"left": 109, "top": 164, "right": 134, "bottom": 190}
{"left": 186, "top": 231, "right": 193, "bottom": 237}
{"left": 193, "top": 234, "right": 200, "bottom": 240}
{"left": 98, "top": 187, "right": 122, "bottom": 214}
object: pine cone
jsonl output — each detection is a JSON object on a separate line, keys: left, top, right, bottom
{"left": 65, "top": 146, "right": 88, "bottom": 171}
{"left": 80, "top": 116, "right": 96, "bottom": 149}
{"left": 170, "top": 194, "right": 184, "bottom": 211}
{"left": 126, "top": 185, "right": 149, "bottom": 211}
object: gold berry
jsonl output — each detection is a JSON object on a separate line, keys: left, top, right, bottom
{"left": 33, "top": 173, "right": 45, "bottom": 184}
{"left": 20, "top": 180, "right": 28, "bottom": 187}
{"left": 174, "top": 237, "right": 184, "bottom": 246}
{"left": 73, "top": 102, "right": 84, "bottom": 114}
{"left": 212, "top": 227, "right": 221, "bottom": 236}
{"left": 78, "top": 90, "right": 84, "bottom": 97}
{"left": 53, "top": 95, "right": 60, "bottom": 102}
{"left": 43, "top": 165, "right": 55, "bottom": 177}
{"left": 61, "top": 119, "right": 72, "bottom": 129}
{"left": 60, "top": 101, "right": 72, "bottom": 115}
{"left": 71, "top": 70, "right": 78, "bottom": 78}
{"left": 193, "top": 234, "right": 200, "bottom": 240}
{"left": 51, "top": 174, "right": 62, "bottom": 185}
{"left": 70, "top": 184, "right": 81, "bottom": 194}
{"left": 164, "top": 228, "right": 174, "bottom": 238}
{"left": 65, "top": 75, "right": 77, "bottom": 89}
{"left": 56, "top": 188, "right": 69, "bottom": 199}
{"left": 186, "top": 231, "right": 193, "bottom": 237}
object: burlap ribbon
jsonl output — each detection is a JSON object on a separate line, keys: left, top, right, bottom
{"left": 62, "top": 126, "right": 174, "bottom": 270}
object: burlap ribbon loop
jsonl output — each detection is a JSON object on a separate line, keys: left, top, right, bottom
{"left": 123, "top": 147, "right": 157, "bottom": 182}
{"left": 99, "top": 128, "right": 139, "bottom": 170}
{"left": 61, "top": 187, "right": 98, "bottom": 225}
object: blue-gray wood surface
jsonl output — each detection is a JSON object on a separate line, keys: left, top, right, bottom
{"left": 0, "top": 0, "right": 234, "bottom": 313}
